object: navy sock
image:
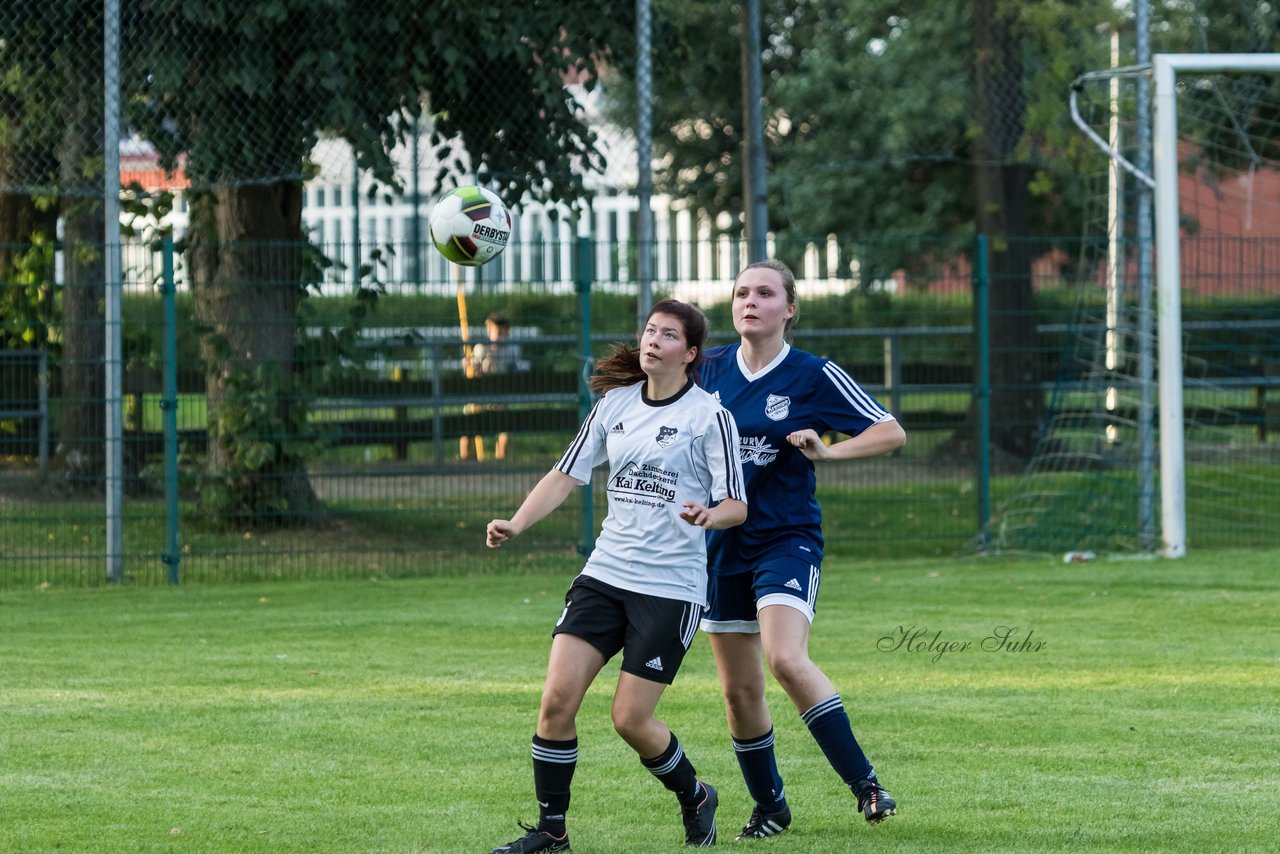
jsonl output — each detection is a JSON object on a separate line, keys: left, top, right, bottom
{"left": 732, "top": 728, "right": 787, "bottom": 812}
{"left": 640, "top": 731, "right": 702, "bottom": 806}
{"left": 531, "top": 734, "right": 577, "bottom": 834}
{"left": 801, "top": 695, "right": 874, "bottom": 784}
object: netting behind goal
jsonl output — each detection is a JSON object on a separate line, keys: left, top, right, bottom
{"left": 981, "top": 56, "right": 1280, "bottom": 556}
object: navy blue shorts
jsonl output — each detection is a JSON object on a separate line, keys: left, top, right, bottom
{"left": 701, "top": 548, "right": 822, "bottom": 633}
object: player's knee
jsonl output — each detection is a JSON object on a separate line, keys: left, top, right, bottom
{"left": 610, "top": 703, "right": 646, "bottom": 743}
{"left": 765, "top": 648, "right": 813, "bottom": 690}
{"left": 722, "top": 677, "right": 763, "bottom": 712}
{"left": 538, "top": 691, "right": 576, "bottom": 733}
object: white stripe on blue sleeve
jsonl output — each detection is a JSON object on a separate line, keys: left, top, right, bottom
{"left": 822, "top": 362, "right": 891, "bottom": 421}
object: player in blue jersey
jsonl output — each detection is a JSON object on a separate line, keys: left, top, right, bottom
{"left": 486, "top": 299, "right": 748, "bottom": 853}
{"left": 699, "top": 260, "right": 907, "bottom": 840}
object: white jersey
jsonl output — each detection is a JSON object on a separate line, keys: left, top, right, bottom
{"left": 556, "top": 379, "right": 746, "bottom": 605}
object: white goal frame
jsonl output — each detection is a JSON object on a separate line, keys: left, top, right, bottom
{"left": 1153, "top": 54, "right": 1280, "bottom": 558}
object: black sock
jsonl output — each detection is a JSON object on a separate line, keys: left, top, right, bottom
{"left": 531, "top": 734, "right": 577, "bottom": 834}
{"left": 640, "top": 731, "right": 701, "bottom": 806}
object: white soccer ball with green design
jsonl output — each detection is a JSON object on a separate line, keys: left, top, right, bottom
{"left": 429, "top": 186, "right": 513, "bottom": 267}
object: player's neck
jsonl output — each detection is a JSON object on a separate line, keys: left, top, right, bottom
{"left": 645, "top": 374, "right": 688, "bottom": 401}
{"left": 739, "top": 335, "right": 786, "bottom": 373}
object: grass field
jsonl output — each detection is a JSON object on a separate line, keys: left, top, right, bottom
{"left": 2, "top": 551, "right": 1278, "bottom": 853}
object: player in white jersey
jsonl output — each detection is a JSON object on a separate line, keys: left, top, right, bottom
{"left": 699, "top": 260, "right": 907, "bottom": 840}
{"left": 486, "top": 299, "right": 747, "bottom": 853}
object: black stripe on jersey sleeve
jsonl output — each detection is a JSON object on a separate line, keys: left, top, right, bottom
{"left": 556, "top": 398, "right": 603, "bottom": 473}
{"left": 822, "top": 361, "right": 889, "bottom": 419}
{"left": 716, "top": 408, "right": 744, "bottom": 500}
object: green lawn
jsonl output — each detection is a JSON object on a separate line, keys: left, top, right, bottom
{"left": 2, "top": 551, "right": 1277, "bottom": 852}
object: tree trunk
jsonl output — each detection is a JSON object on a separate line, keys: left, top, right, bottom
{"left": 187, "top": 180, "right": 321, "bottom": 525}
{"left": 971, "top": 0, "right": 1042, "bottom": 460}
{"left": 57, "top": 203, "right": 107, "bottom": 486}
{"left": 54, "top": 73, "right": 107, "bottom": 488}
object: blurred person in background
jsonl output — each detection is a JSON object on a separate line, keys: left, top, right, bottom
{"left": 461, "top": 312, "right": 521, "bottom": 461}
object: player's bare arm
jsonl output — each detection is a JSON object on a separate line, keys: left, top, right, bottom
{"left": 787, "top": 419, "right": 906, "bottom": 463}
{"left": 679, "top": 497, "right": 747, "bottom": 530}
{"left": 485, "top": 469, "right": 582, "bottom": 548}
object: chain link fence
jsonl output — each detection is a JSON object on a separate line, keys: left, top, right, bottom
{"left": 2, "top": 3, "right": 1278, "bottom": 586}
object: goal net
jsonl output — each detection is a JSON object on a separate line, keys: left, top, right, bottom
{"left": 981, "top": 53, "right": 1280, "bottom": 557}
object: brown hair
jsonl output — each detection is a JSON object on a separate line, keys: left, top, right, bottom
{"left": 588, "top": 299, "right": 708, "bottom": 393}
{"left": 737, "top": 259, "right": 799, "bottom": 336}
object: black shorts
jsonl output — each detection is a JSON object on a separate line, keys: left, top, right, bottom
{"left": 552, "top": 575, "right": 701, "bottom": 685}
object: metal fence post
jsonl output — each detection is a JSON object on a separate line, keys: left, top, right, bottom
{"left": 575, "top": 235, "right": 595, "bottom": 557}
{"left": 635, "top": 0, "right": 654, "bottom": 325}
{"left": 883, "top": 333, "right": 902, "bottom": 425}
{"left": 351, "top": 158, "right": 362, "bottom": 292}
{"left": 104, "top": 0, "right": 124, "bottom": 584}
{"left": 161, "top": 236, "right": 180, "bottom": 584}
{"left": 975, "top": 234, "right": 992, "bottom": 549}
{"left": 429, "top": 341, "right": 444, "bottom": 466}
{"left": 37, "top": 349, "right": 49, "bottom": 472}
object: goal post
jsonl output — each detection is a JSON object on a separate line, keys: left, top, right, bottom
{"left": 991, "top": 50, "right": 1280, "bottom": 560}
{"left": 1153, "top": 53, "right": 1280, "bottom": 558}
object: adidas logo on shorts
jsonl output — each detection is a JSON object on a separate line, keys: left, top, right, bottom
{"left": 785, "top": 578, "right": 802, "bottom": 591}
{"left": 645, "top": 656, "right": 664, "bottom": 671}
{"left": 610, "top": 421, "right": 626, "bottom": 434}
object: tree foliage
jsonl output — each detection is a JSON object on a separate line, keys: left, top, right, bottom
{"left": 606, "top": 0, "right": 1279, "bottom": 459}
{"left": 3, "top": 0, "right": 638, "bottom": 518}
{"left": 125, "top": 0, "right": 633, "bottom": 206}
{"left": 125, "top": 0, "right": 635, "bottom": 525}
{"left": 618, "top": 0, "right": 1277, "bottom": 267}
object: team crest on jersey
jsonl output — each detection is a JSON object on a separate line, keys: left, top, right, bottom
{"left": 765, "top": 394, "right": 791, "bottom": 421}
{"left": 655, "top": 426, "right": 679, "bottom": 447}
{"left": 739, "top": 436, "right": 779, "bottom": 467}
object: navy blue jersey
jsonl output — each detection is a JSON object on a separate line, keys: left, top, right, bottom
{"left": 700, "top": 343, "right": 895, "bottom": 575}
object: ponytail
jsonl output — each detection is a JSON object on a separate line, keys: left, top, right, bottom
{"left": 587, "top": 298, "right": 709, "bottom": 394}
{"left": 588, "top": 343, "right": 645, "bottom": 394}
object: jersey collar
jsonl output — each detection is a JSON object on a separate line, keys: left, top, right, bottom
{"left": 641, "top": 377, "right": 695, "bottom": 407}
{"left": 735, "top": 342, "right": 791, "bottom": 382}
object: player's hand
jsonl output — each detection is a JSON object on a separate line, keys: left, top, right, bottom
{"left": 486, "top": 519, "right": 520, "bottom": 548}
{"left": 679, "top": 501, "right": 713, "bottom": 528}
{"left": 787, "top": 428, "right": 830, "bottom": 461}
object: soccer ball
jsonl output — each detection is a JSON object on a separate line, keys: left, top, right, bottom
{"left": 428, "top": 186, "right": 513, "bottom": 267}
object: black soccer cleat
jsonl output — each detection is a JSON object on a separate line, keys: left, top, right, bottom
{"left": 490, "top": 821, "right": 570, "bottom": 853}
{"left": 851, "top": 777, "right": 897, "bottom": 824}
{"left": 681, "top": 781, "right": 718, "bottom": 847}
{"left": 736, "top": 803, "right": 792, "bottom": 839}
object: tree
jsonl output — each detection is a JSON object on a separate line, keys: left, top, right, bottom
{"left": 55, "top": 4, "right": 108, "bottom": 486}
{"left": 0, "top": 1, "right": 112, "bottom": 486}
{"left": 116, "top": 0, "right": 633, "bottom": 524}
{"left": 620, "top": 0, "right": 1278, "bottom": 459}
{"left": 3, "top": 1, "right": 634, "bottom": 519}
{"left": 612, "top": 0, "right": 1111, "bottom": 457}
{"left": 1, "top": 66, "right": 59, "bottom": 355}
